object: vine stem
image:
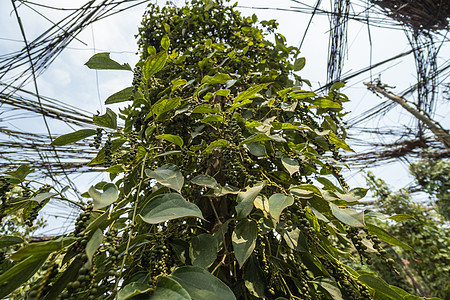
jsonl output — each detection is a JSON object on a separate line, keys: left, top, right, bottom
{"left": 114, "top": 151, "right": 149, "bottom": 292}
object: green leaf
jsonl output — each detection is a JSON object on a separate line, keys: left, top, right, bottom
{"left": 269, "top": 194, "right": 294, "bottom": 222}
{"left": 215, "top": 89, "right": 230, "bottom": 97}
{"left": 334, "top": 188, "right": 368, "bottom": 202}
{"left": 153, "top": 276, "right": 191, "bottom": 300}
{"left": 85, "top": 228, "right": 103, "bottom": 264}
{"left": 329, "top": 132, "right": 353, "bottom": 151}
{"left": 201, "top": 114, "right": 224, "bottom": 123}
{"left": 204, "top": 139, "right": 228, "bottom": 154}
{"left": 88, "top": 183, "right": 119, "bottom": 210}
{"left": 172, "top": 78, "right": 188, "bottom": 91}
{"left": 366, "top": 223, "right": 414, "bottom": 251}
{"left": 143, "top": 51, "right": 168, "bottom": 79}
{"left": 0, "top": 236, "right": 24, "bottom": 248}
{"left": 288, "top": 90, "right": 316, "bottom": 99}
{"left": 156, "top": 134, "right": 184, "bottom": 148}
{"left": 358, "top": 274, "right": 403, "bottom": 300}
{"left": 29, "top": 192, "right": 58, "bottom": 203}
{"left": 145, "top": 164, "right": 184, "bottom": 192}
{"left": 161, "top": 35, "right": 170, "bottom": 50}
{"left": 0, "top": 254, "right": 48, "bottom": 299}
{"left": 189, "top": 233, "right": 218, "bottom": 268}
{"left": 232, "top": 219, "right": 258, "bottom": 267}
{"left": 139, "top": 193, "right": 203, "bottom": 224}
{"left": 85, "top": 52, "right": 131, "bottom": 70}
{"left": 282, "top": 228, "right": 307, "bottom": 252}
{"left": 151, "top": 97, "right": 181, "bottom": 116}
{"left": 330, "top": 82, "right": 345, "bottom": 91}
{"left": 234, "top": 83, "right": 271, "bottom": 103}
{"left": 244, "top": 142, "right": 267, "bottom": 157}
{"left": 330, "top": 203, "right": 365, "bottom": 227}
{"left": 11, "top": 237, "right": 76, "bottom": 260}
{"left": 240, "top": 133, "right": 272, "bottom": 145}
{"left": 51, "top": 129, "right": 97, "bottom": 146}
{"left": 43, "top": 258, "right": 83, "bottom": 299}
{"left": 201, "top": 73, "right": 232, "bottom": 85}
{"left": 89, "top": 139, "right": 126, "bottom": 165}
{"left": 243, "top": 256, "right": 266, "bottom": 298}
{"left": 315, "top": 278, "right": 343, "bottom": 300}
{"left": 7, "top": 164, "right": 33, "bottom": 182}
{"left": 105, "top": 87, "right": 137, "bottom": 105}
{"left": 191, "top": 174, "right": 219, "bottom": 190}
{"left": 236, "top": 181, "right": 266, "bottom": 219}
{"left": 117, "top": 282, "right": 153, "bottom": 300}
{"left": 289, "top": 184, "right": 322, "bottom": 197}
{"left": 93, "top": 108, "right": 117, "bottom": 130}
{"left": 281, "top": 156, "right": 299, "bottom": 176}
{"left": 293, "top": 57, "right": 306, "bottom": 71}
{"left": 313, "top": 98, "right": 342, "bottom": 109}
{"left": 192, "top": 104, "right": 220, "bottom": 114}
{"left": 388, "top": 214, "right": 416, "bottom": 222}
{"left": 171, "top": 266, "right": 236, "bottom": 300}
{"left": 229, "top": 99, "right": 253, "bottom": 111}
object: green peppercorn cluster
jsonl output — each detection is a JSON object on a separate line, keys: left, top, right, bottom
{"left": 104, "top": 133, "right": 112, "bottom": 167}
{"left": 105, "top": 227, "right": 121, "bottom": 280}
{"left": 128, "top": 66, "right": 143, "bottom": 102}
{"left": 126, "top": 131, "right": 139, "bottom": 165}
{"left": 366, "top": 229, "right": 397, "bottom": 271}
{"left": 0, "top": 177, "right": 11, "bottom": 220}
{"left": 324, "top": 261, "right": 370, "bottom": 300}
{"left": 346, "top": 226, "right": 371, "bottom": 264}
{"left": 28, "top": 261, "right": 59, "bottom": 300}
{"left": 25, "top": 185, "right": 49, "bottom": 226}
{"left": 91, "top": 128, "right": 103, "bottom": 149}
{"left": 147, "top": 242, "right": 172, "bottom": 284}
{"left": 74, "top": 202, "right": 93, "bottom": 237}
{"left": 59, "top": 253, "right": 89, "bottom": 300}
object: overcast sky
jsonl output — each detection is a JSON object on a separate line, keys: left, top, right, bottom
{"left": 1, "top": 0, "right": 448, "bottom": 233}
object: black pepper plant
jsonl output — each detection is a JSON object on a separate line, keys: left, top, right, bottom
{"left": 0, "top": 1, "right": 424, "bottom": 299}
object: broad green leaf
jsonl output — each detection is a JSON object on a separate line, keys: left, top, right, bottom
{"left": 293, "top": 57, "right": 306, "bottom": 71}
{"left": 366, "top": 223, "right": 414, "bottom": 251}
{"left": 117, "top": 282, "right": 153, "bottom": 300}
{"left": 281, "top": 156, "right": 299, "bottom": 176}
{"left": 236, "top": 181, "right": 266, "bottom": 219}
{"left": 171, "top": 266, "right": 236, "bottom": 300}
{"left": 289, "top": 90, "right": 316, "bottom": 99}
{"left": 153, "top": 276, "right": 191, "bottom": 300}
{"left": 330, "top": 82, "right": 345, "bottom": 91}
{"left": 232, "top": 219, "right": 257, "bottom": 267}
{"left": 243, "top": 256, "right": 266, "bottom": 298}
{"left": 139, "top": 193, "right": 203, "bottom": 224}
{"left": 145, "top": 164, "right": 184, "bottom": 192}
{"left": 29, "top": 192, "right": 58, "bottom": 203}
{"left": 11, "top": 237, "right": 76, "bottom": 260}
{"left": 330, "top": 203, "right": 365, "bottom": 227}
{"left": 289, "top": 184, "right": 322, "bottom": 197}
{"left": 269, "top": 194, "right": 294, "bottom": 222}
{"left": 204, "top": 139, "right": 228, "bottom": 154}
{"left": 0, "top": 236, "right": 24, "bottom": 248}
{"left": 151, "top": 97, "right": 181, "bottom": 116}
{"left": 315, "top": 278, "right": 343, "bottom": 300}
{"left": 201, "top": 73, "right": 232, "bottom": 85}
{"left": 329, "top": 132, "right": 353, "bottom": 151}
{"left": 191, "top": 174, "right": 219, "bottom": 190}
{"left": 172, "top": 78, "right": 188, "bottom": 91}
{"left": 93, "top": 108, "right": 117, "bottom": 130}
{"left": 201, "top": 114, "right": 224, "bottom": 123}
{"left": 88, "top": 183, "right": 119, "bottom": 210}
{"left": 156, "top": 134, "right": 184, "bottom": 148}
{"left": 161, "top": 35, "right": 170, "bottom": 50}
{"left": 51, "top": 129, "right": 97, "bottom": 146}
{"left": 282, "top": 228, "right": 307, "bottom": 251}
{"left": 192, "top": 104, "right": 220, "bottom": 114}
{"left": 240, "top": 133, "right": 272, "bottom": 145}
{"left": 335, "top": 188, "right": 368, "bottom": 202}
{"left": 7, "top": 164, "right": 33, "bottom": 182}
{"left": 0, "top": 254, "right": 48, "bottom": 299}
{"left": 229, "top": 99, "right": 253, "bottom": 111}
{"left": 85, "top": 52, "right": 131, "bottom": 70}
{"left": 143, "top": 51, "right": 168, "bottom": 79}
{"left": 358, "top": 274, "right": 403, "bottom": 300}
{"left": 388, "top": 214, "right": 416, "bottom": 222}
{"left": 244, "top": 142, "right": 267, "bottom": 157}
{"left": 215, "top": 89, "right": 230, "bottom": 97}
{"left": 189, "top": 233, "right": 218, "bottom": 268}
{"left": 234, "top": 83, "right": 271, "bottom": 103}
{"left": 105, "top": 87, "right": 142, "bottom": 104}
{"left": 85, "top": 228, "right": 103, "bottom": 264}
{"left": 313, "top": 98, "right": 342, "bottom": 109}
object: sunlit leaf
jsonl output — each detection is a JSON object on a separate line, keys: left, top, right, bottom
{"left": 236, "top": 181, "right": 265, "bottom": 219}
{"left": 85, "top": 52, "right": 132, "bottom": 70}
{"left": 189, "top": 234, "right": 218, "bottom": 268}
{"left": 268, "top": 193, "right": 294, "bottom": 222}
{"left": 88, "top": 183, "right": 119, "bottom": 210}
{"left": 330, "top": 203, "right": 365, "bottom": 227}
{"left": 153, "top": 276, "right": 191, "bottom": 300}
{"left": 93, "top": 108, "right": 117, "bottom": 129}
{"left": 51, "top": 129, "right": 97, "bottom": 146}
{"left": 145, "top": 164, "right": 184, "bottom": 192}
{"left": 232, "top": 219, "right": 257, "bottom": 267}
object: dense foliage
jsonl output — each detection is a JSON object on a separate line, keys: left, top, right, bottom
{"left": 0, "top": 1, "right": 429, "bottom": 299}
{"left": 366, "top": 160, "right": 450, "bottom": 299}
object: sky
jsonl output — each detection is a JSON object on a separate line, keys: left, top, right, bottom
{"left": 0, "top": 0, "right": 448, "bottom": 234}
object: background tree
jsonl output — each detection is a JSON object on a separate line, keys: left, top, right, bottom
{"left": 0, "top": 1, "right": 427, "bottom": 299}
